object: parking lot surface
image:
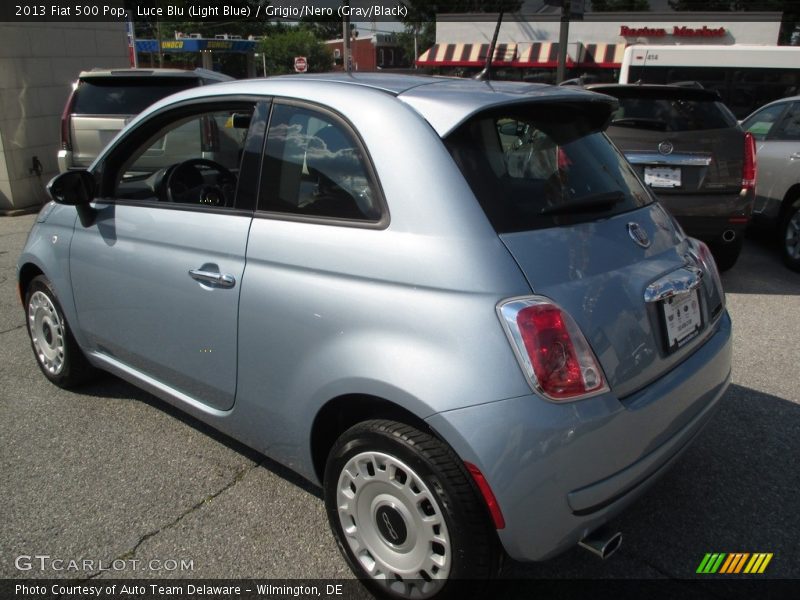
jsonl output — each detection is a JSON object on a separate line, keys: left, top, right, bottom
{"left": 2, "top": 213, "right": 798, "bottom": 590}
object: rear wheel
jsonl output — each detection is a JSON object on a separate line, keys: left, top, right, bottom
{"left": 709, "top": 237, "right": 742, "bottom": 272}
{"left": 323, "top": 420, "right": 501, "bottom": 599}
{"left": 25, "top": 275, "right": 95, "bottom": 388}
{"left": 780, "top": 198, "right": 800, "bottom": 272}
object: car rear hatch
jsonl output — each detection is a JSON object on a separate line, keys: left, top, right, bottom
{"left": 69, "top": 75, "right": 199, "bottom": 167}
{"left": 439, "top": 97, "right": 724, "bottom": 399}
{"left": 595, "top": 85, "right": 743, "bottom": 196}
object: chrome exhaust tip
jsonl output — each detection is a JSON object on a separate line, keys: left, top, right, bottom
{"left": 722, "top": 229, "right": 736, "bottom": 243}
{"left": 578, "top": 528, "right": 622, "bottom": 560}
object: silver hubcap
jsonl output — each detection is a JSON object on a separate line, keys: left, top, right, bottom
{"left": 786, "top": 209, "right": 800, "bottom": 261}
{"left": 28, "top": 291, "right": 65, "bottom": 375}
{"left": 336, "top": 451, "right": 451, "bottom": 599}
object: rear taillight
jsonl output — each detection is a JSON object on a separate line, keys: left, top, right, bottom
{"left": 60, "top": 84, "right": 77, "bottom": 151}
{"left": 742, "top": 131, "right": 757, "bottom": 191}
{"left": 498, "top": 297, "right": 609, "bottom": 401}
{"left": 689, "top": 238, "right": 725, "bottom": 310}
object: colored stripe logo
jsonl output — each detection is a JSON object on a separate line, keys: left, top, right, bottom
{"left": 697, "top": 553, "right": 773, "bottom": 574}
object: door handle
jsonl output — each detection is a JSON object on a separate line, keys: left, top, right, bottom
{"left": 189, "top": 268, "right": 236, "bottom": 289}
{"left": 790, "top": 153, "right": 800, "bottom": 161}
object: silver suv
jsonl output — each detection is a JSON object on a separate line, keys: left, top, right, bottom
{"left": 741, "top": 96, "right": 800, "bottom": 271}
{"left": 58, "top": 68, "right": 232, "bottom": 172}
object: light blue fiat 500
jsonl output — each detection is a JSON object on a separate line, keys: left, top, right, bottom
{"left": 18, "top": 74, "right": 731, "bottom": 598}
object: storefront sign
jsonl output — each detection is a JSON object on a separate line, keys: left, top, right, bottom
{"left": 620, "top": 25, "right": 727, "bottom": 38}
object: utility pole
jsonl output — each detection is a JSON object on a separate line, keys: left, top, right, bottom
{"left": 556, "top": 0, "right": 571, "bottom": 84}
{"left": 342, "top": 0, "right": 352, "bottom": 73}
{"left": 155, "top": 18, "right": 164, "bottom": 68}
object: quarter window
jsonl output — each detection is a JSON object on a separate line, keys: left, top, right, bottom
{"left": 774, "top": 103, "right": 800, "bottom": 141}
{"left": 260, "top": 103, "right": 381, "bottom": 222}
{"left": 742, "top": 103, "right": 788, "bottom": 141}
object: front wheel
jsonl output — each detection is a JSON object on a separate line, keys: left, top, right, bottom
{"left": 25, "top": 275, "right": 95, "bottom": 388}
{"left": 780, "top": 198, "right": 800, "bottom": 272}
{"left": 323, "top": 420, "right": 501, "bottom": 599}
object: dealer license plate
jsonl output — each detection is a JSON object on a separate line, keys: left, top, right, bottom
{"left": 662, "top": 289, "right": 703, "bottom": 353}
{"left": 644, "top": 166, "right": 681, "bottom": 188}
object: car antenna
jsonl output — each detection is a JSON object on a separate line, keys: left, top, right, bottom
{"left": 475, "top": 10, "right": 504, "bottom": 81}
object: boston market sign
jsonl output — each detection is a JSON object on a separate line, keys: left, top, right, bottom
{"left": 620, "top": 25, "right": 727, "bottom": 38}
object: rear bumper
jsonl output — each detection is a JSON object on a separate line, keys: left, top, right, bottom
{"left": 426, "top": 311, "right": 731, "bottom": 562}
{"left": 656, "top": 190, "right": 753, "bottom": 242}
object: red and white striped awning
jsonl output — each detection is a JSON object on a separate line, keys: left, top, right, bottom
{"left": 576, "top": 43, "right": 627, "bottom": 68}
{"left": 416, "top": 43, "right": 517, "bottom": 67}
{"left": 514, "top": 42, "right": 574, "bottom": 67}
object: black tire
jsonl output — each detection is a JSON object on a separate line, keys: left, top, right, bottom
{"left": 710, "top": 237, "right": 743, "bottom": 272}
{"left": 324, "top": 419, "right": 501, "bottom": 599}
{"left": 779, "top": 198, "right": 800, "bottom": 272}
{"left": 24, "top": 275, "right": 95, "bottom": 388}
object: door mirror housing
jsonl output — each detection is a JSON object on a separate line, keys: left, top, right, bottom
{"left": 47, "top": 170, "right": 95, "bottom": 206}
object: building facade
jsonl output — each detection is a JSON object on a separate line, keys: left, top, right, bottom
{"left": 325, "top": 33, "right": 409, "bottom": 72}
{"left": 0, "top": 22, "right": 129, "bottom": 214}
{"left": 418, "top": 12, "right": 782, "bottom": 81}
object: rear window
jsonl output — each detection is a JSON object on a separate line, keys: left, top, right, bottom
{"left": 72, "top": 77, "right": 198, "bottom": 115}
{"left": 444, "top": 105, "right": 653, "bottom": 233}
{"left": 598, "top": 88, "right": 737, "bottom": 132}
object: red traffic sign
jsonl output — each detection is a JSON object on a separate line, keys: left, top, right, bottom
{"left": 294, "top": 56, "right": 308, "bottom": 73}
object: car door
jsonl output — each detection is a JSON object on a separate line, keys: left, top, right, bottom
{"left": 69, "top": 99, "right": 269, "bottom": 411}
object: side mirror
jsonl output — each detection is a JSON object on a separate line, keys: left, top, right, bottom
{"left": 47, "top": 170, "right": 95, "bottom": 206}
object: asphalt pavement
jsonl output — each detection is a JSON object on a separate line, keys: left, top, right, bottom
{"left": 1, "top": 212, "right": 798, "bottom": 595}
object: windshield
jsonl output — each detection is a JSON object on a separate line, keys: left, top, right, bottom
{"left": 444, "top": 107, "right": 653, "bottom": 233}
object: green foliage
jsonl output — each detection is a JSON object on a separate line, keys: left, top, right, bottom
{"left": 591, "top": 0, "right": 650, "bottom": 10}
{"left": 259, "top": 28, "right": 333, "bottom": 75}
{"left": 396, "top": 22, "right": 437, "bottom": 64}
{"left": 398, "top": 1, "right": 524, "bottom": 23}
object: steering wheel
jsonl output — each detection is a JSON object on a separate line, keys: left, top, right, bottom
{"left": 163, "top": 158, "right": 236, "bottom": 207}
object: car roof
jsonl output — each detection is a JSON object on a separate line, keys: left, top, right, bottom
{"left": 79, "top": 67, "right": 233, "bottom": 82}
{"left": 137, "top": 73, "right": 616, "bottom": 137}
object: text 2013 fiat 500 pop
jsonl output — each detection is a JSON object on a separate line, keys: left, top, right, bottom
{"left": 18, "top": 74, "right": 731, "bottom": 599}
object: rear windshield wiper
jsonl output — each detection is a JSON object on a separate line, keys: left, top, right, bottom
{"left": 538, "top": 191, "right": 625, "bottom": 216}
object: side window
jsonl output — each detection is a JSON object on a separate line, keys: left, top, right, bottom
{"left": 774, "top": 103, "right": 800, "bottom": 141}
{"left": 742, "top": 103, "right": 788, "bottom": 141}
{"left": 115, "top": 106, "right": 255, "bottom": 208}
{"left": 260, "top": 103, "right": 382, "bottom": 222}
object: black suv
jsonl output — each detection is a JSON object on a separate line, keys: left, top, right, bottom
{"left": 588, "top": 84, "right": 756, "bottom": 271}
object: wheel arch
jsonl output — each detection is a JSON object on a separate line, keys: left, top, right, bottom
{"left": 310, "top": 394, "right": 442, "bottom": 485}
{"left": 780, "top": 184, "right": 800, "bottom": 220}
{"left": 17, "top": 261, "right": 45, "bottom": 304}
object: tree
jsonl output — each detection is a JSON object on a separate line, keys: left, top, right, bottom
{"left": 259, "top": 28, "right": 333, "bottom": 75}
{"left": 298, "top": 17, "right": 343, "bottom": 42}
{"left": 396, "top": 21, "right": 436, "bottom": 65}
{"left": 592, "top": 0, "right": 650, "bottom": 10}
{"left": 397, "top": 0, "right": 524, "bottom": 23}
